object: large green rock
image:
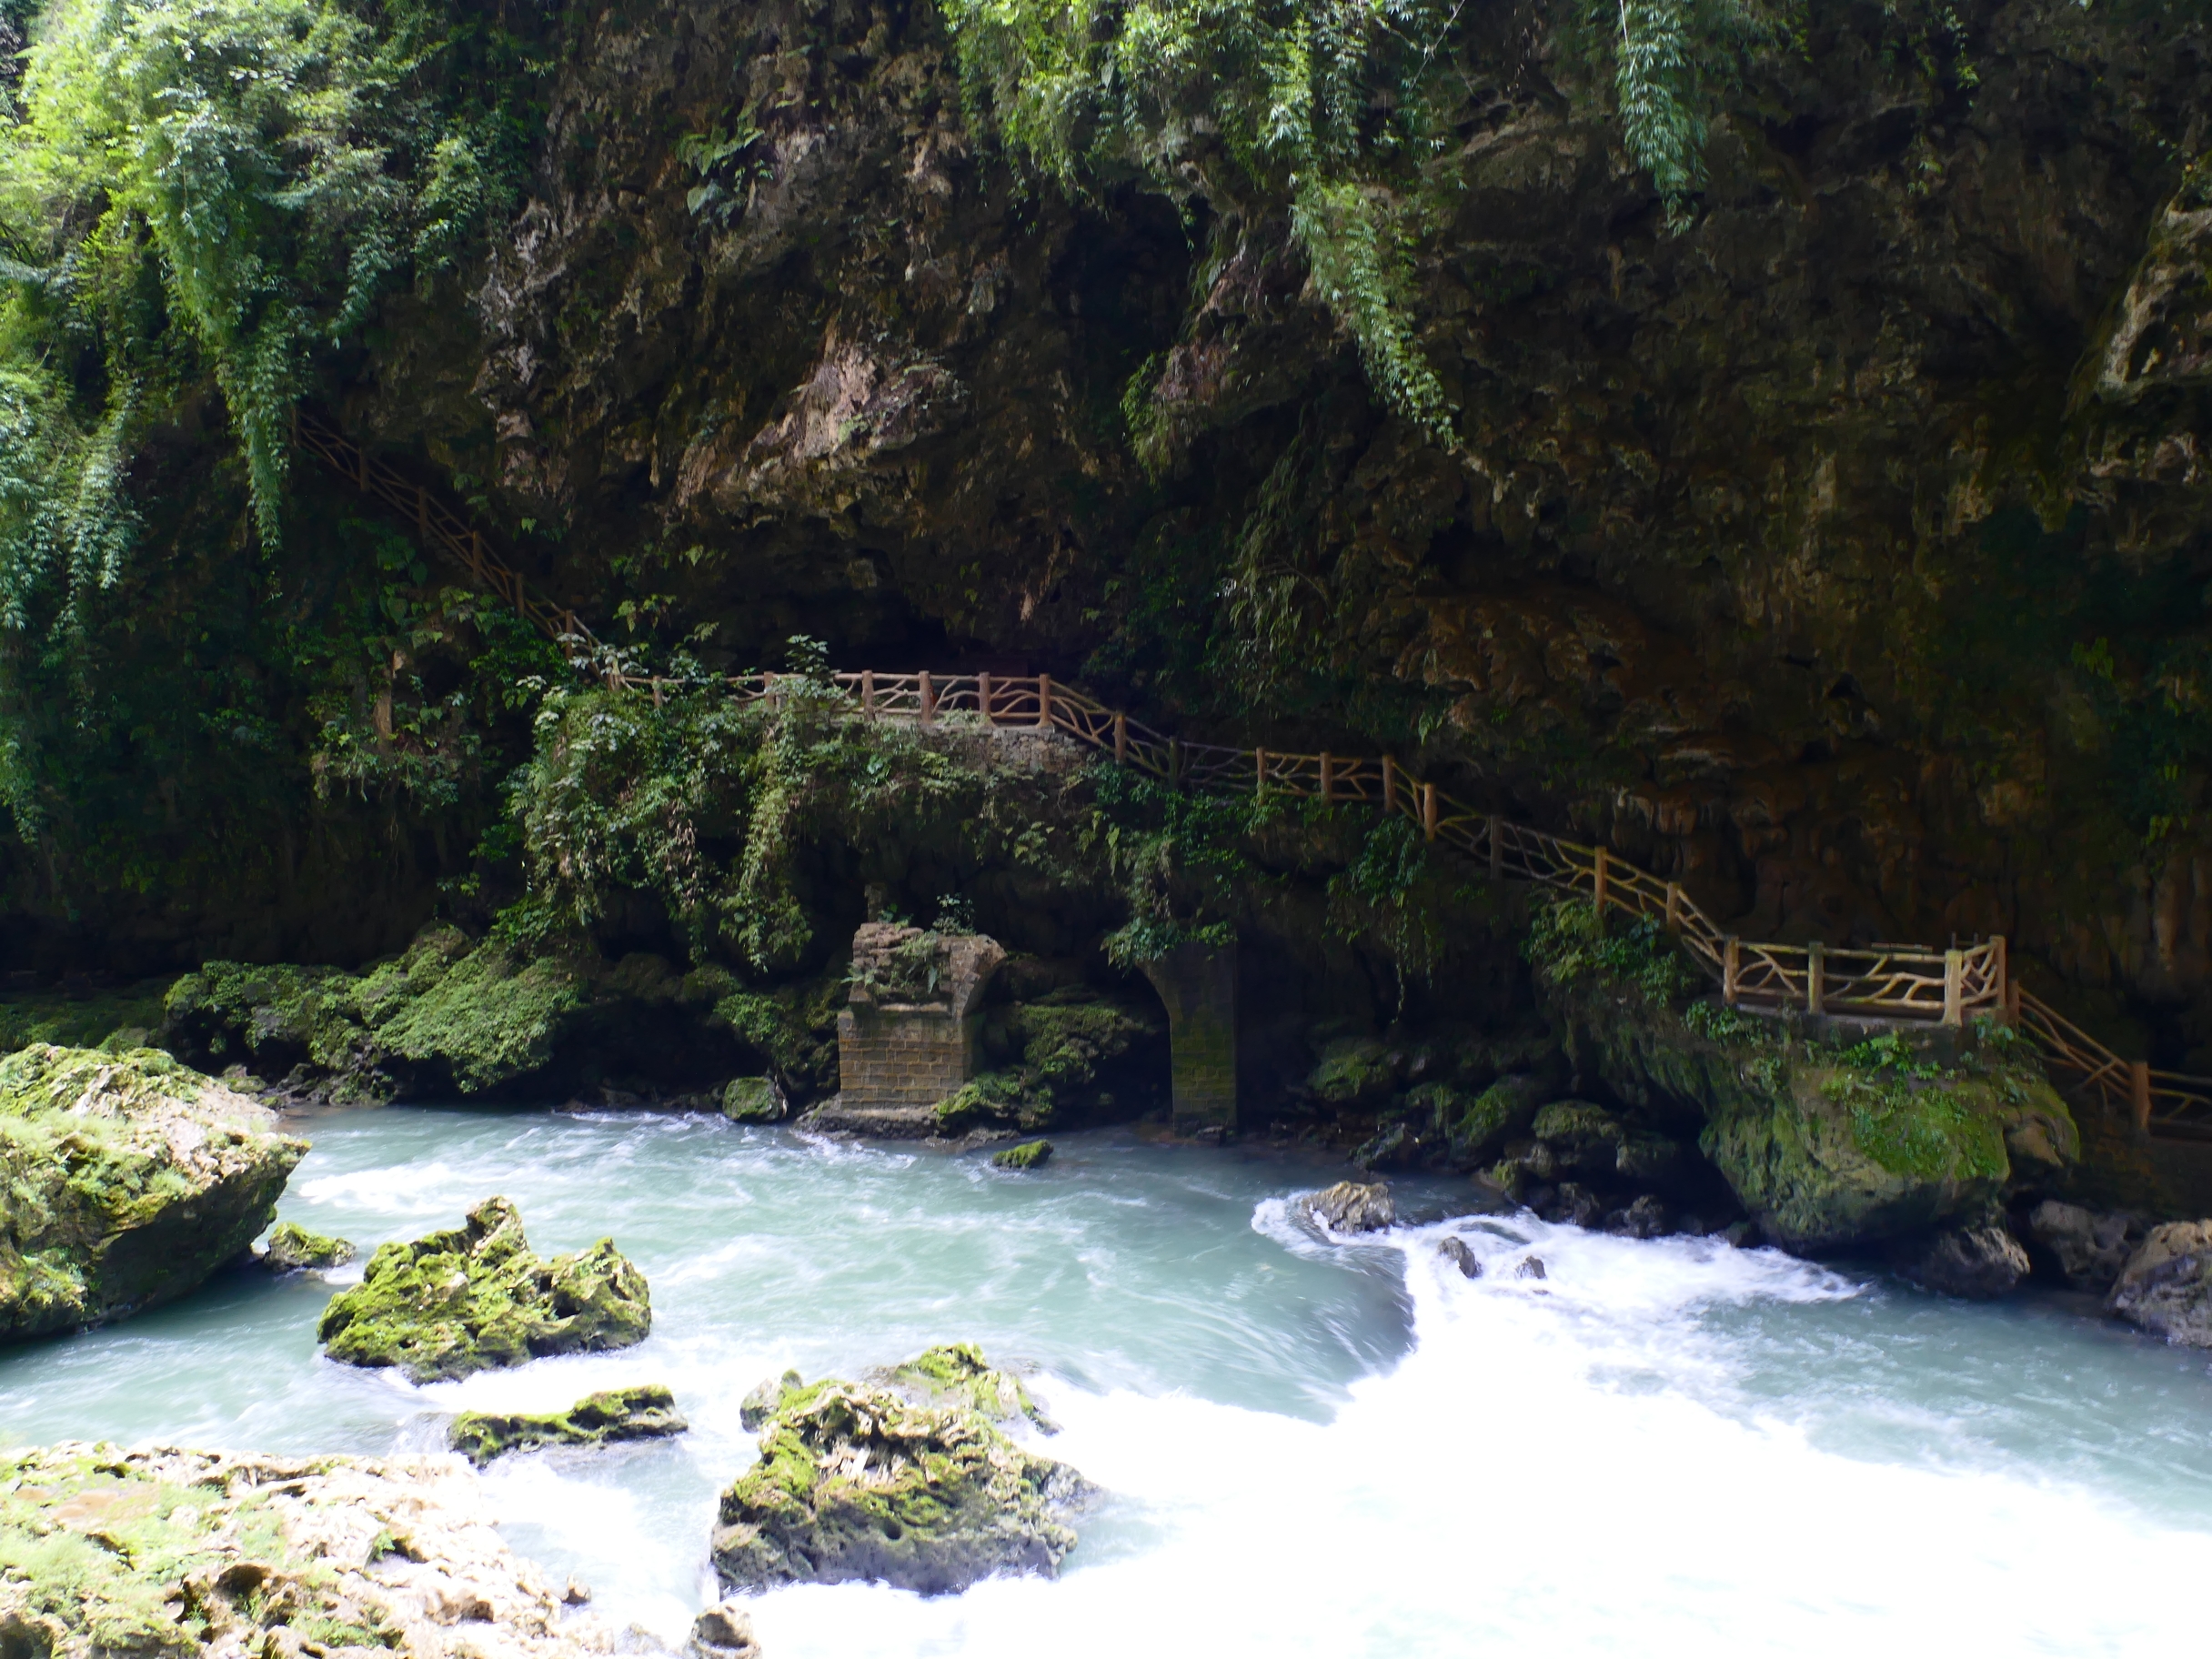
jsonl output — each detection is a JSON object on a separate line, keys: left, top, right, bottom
{"left": 317, "top": 1196, "right": 651, "bottom": 1382}
{"left": 0, "top": 1044, "right": 307, "bottom": 1341}
{"left": 448, "top": 1383, "right": 689, "bottom": 1465}
{"left": 1529, "top": 903, "right": 2077, "bottom": 1252}
{"left": 712, "top": 1349, "right": 1088, "bottom": 1595}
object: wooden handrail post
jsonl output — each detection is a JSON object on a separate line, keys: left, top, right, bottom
{"left": 979, "top": 670, "right": 993, "bottom": 725}
{"left": 1592, "top": 847, "right": 1609, "bottom": 920}
{"left": 357, "top": 446, "right": 368, "bottom": 489}
{"left": 1664, "top": 881, "right": 1682, "bottom": 934}
{"left": 1254, "top": 747, "right": 1268, "bottom": 796}
{"left": 1488, "top": 815, "right": 1503, "bottom": 881}
{"left": 1723, "top": 937, "right": 1740, "bottom": 1006}
{"left": 1382, "top": 755, "right": 1396, "bottom": 811}
{"left": 1807, "top": 940, "right": 1825, "bottom": 1016}
{"left": 861, "top": 669, "right": 875, "bottom": 718}
{"left": 1113, "top": 711, "right": 1128, "bottom": 765}
{"left": 920, "top": 669, "right": 934, "bottom": 725}
{"left": 1038, "top": 671, "right": 1052, "bottom": 729}
{"left": 650, "top": 676, "right": 665, "bottom": 709}
{"left": 417, "top": 486, "right": 428, "bottom": 538}
{"left": 1942, "top": 950, "right": 1964, "bottom": 1027}
{"left": 1993, "top": 934, "right": 2011, "bottom": 1022}
{"left": 2131, "top": 1060, "right": 2153, "bottom": 1137}
{"left": 1422, "top": 784, "right": 1438, "bottom": 842}
{"left": 1169, "top": 738, "right": 1183, "bottom": 791}
{"left": 1320, "top": 752, "right": 1333, "bottom": 805}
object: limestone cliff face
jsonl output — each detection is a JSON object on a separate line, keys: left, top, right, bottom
{"left": 341, "top": 0, "right": 2212, "bottom": 1057}
{"left": 22, "top": 1, "right": 2212, "bottom": 1061}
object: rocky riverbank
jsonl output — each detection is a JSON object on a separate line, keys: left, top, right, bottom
{"left": 0, "top": 1443, "right": 611, "bottom": 1659}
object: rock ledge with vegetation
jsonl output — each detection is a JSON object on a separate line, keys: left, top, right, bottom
{"left": 0, "top": 1442, "right": 612, "bottom": 1659}
{"left": 317, "top": 1196, "right": 651, "bottom": 1382}
{"left": 713, "top": 1346, "right": 1087, "bottom": 1595}
{"left": 0, "top": 1044, "right": 307, "bottom": 1342}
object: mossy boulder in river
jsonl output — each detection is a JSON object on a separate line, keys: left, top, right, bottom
{"left": 713, "top": 1351, "right": 1089, "bottom": 1594}
{"left": 449, "top": 1383, "right": 689, "bottom": 1465}
{"left": 317, "top": 1196, "right": 651, "bottom": 1382}
{"left": 0, "top": 1044, "right": 307, "bottom": 1341}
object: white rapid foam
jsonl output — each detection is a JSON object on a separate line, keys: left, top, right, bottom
{"left": 735, "top": 1212, "right": 2206, "bottom": 1659}
{"left": 5, "top": 1110, "right": 2209, "bottom": 1657}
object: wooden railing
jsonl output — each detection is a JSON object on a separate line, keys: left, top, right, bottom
{"left": 294, "top": 409, "right": 600, "bottom": 652}
{"left": 302, "top": 423, "right": 2212, "bottom": 1142}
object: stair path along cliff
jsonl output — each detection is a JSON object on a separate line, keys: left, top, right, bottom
{"left": 301, "top": 411, "right": 2212, "bottom": 1144}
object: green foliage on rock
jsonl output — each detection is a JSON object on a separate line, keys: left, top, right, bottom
{"left": 258, "top": 1220, "right": 353, "bottom": 1272}
{"left": 447, "top": 1382, "right": 689, "bottom": 1466}
{"left": 711, "top": 1350, "right": 1087, "bottom": 1595}
{"left": 316, "top": 1195, "right": 651, "bottom": 1382}
{"left": 720, "top": 1075, "right": 784, "bottom": 1122}
{"left": 0, "top": 1043, "right": 307, "bottom": 1340}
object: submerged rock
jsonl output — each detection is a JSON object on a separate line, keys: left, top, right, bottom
{"left": 257, "top": 1220, "right": 354, "bottom": 1272}
{"left": 1515, "top": 1255, "right": 1547, "bottom": 1280}
{"left": 990, "top": 1138, "right": 1053, "bottom": 1171}
{"left": 1895, "top": 1222, "right": 2031, "bottom": 1299}
{"left": 0, "top": 1044, "right": 307, "bottom": 1341}
{"left": 712, "top": 1352, "right": 1089, "bottom": 1595}
{"left": 2027, "top": 1200, "right": 2143, "bottom": 1292}
{"left": 1437, "top": 1235, "right": 1483, "bottom": 1278}
{"left": 1301, "top": 1180, "right": 1395, "bottom": 1233}
{"left": 449, "top": 1383, "right": 689, "bottom": 1466}
{"left": 2107, "top": 1221, "right": 2212, "bottom": 1346}
{"left": 317, "top": 1196, "right": 651, "bottom": 1382}
{"left": 0, "top": 1441, "right": 616, "bottom": 1659}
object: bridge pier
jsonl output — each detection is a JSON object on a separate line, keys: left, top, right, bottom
{"left": 1141, "top": 941, "right": 1240, "bottom": 1132}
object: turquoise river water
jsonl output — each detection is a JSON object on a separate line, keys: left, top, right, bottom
{"left": 5, "top": 1105, "right": 2212, "bottom": 1655}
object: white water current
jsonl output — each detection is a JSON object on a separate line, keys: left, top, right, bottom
{"left": 5, "top": 1105, "right": 2211, "bottom": 1654}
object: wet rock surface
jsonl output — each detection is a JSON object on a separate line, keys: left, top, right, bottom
{"left": 1895, "top": 1222, "right": 2032, "bottom": 1301}
{"left": 990, "top": 1138, "right": 1053, "bottom": 1171}
{"left": 2027, "top": 1201, "right": 2146, "bottom": 1293}
{"left": 2107, "top": 1221, "right": 2212, "bottom": 1347}
{"left": 317, "top": 1196, "right": 651, "bottom": 1382}
{"left": 1301, "top": 1181, "right": 1396, "bottom": 1233}
{"left": 448, "top": 1383, "right": 689, "bottom": 1466}
{"left": 0, "top": 1442, "right": 618, "bottom": 1659}
{"left": 687, "top": 1601, "right": 764, "bottom": 1659}
{"left": 712, "top": 1350, "right": 1089, "bottom": 1595}
{"left": 0, "top": 1044, "right": 307, "bottom": 1341}
{"left": 1437, "top": 1236, "right": 1482, "bottom": 1278}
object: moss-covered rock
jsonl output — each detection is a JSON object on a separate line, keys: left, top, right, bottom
{"left": 0, "top": 981, "right": 176, "bottom": 1058}
{"left": 1304, "top": 1037, "right": 1398, "bottom": 1107}
{"left": 448, "top": 1383, "right": 689, "bottom": 1465}
{"left": 721, "top": 1076, "right": 785, "bottom": 1122}
{"left": 0, "top": 1045, "right": 307, "bottom": 1341}
{"left": 1529, "top": 900, "right": 2078, "bottom": 1252}
{"left": 316, "top": 1196, "right": 651, "bottom": 1382}
{"left": 947, "top": 990, "right": 1168, "bottom": 1133}
{"left": 884, "top": 1342, "right": 1057, "bottom": 1432}
{"left": 0, "top": 1442, "right": 613, "bottom": 1659}
{"left": 256, "top": 1222, "right": 354, "bottom": 1272}
{"left": 711, "top": 1353, "right": 1087, "bottom": 1595}
{"left": 990, "top": 1139, "right": 1053, "bottom": 1171}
